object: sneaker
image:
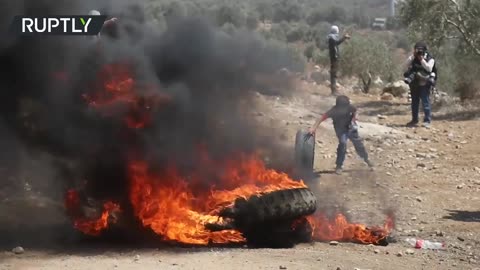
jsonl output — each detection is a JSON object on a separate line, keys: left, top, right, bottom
{"left": 423, "top": 122, "right": 431, "bottom": 129}
{"left": 406, "top": 120, "right": 419, "bottom": 127}
{"left": 335, "top": 167, "right": 343, "bottom": 175}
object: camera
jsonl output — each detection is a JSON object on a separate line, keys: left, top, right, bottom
{"left": 415, "top": 49, "right": 425, "bottom": 57}
{"left": 404, "top": 70, "right": 415, "bottom": 84}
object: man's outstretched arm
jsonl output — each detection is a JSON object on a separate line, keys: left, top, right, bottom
{"left": 309, "top": 113, "right": 329, "bottom": 134}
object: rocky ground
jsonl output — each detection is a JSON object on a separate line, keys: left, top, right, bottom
{"left": 1, "top": 78, "right": 479, "bottom": 270}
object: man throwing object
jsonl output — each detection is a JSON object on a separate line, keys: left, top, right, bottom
{"left": 308, "top": 95, "right": 373, "bottom": 175}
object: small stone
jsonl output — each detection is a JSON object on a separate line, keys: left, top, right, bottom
{"left": 456, "top": 184, "right": 465, "bottom": 189}
{"left": 114, "top": 265, "right": 118, "bottom": 268}
{"left": 386, "top": 172, "right": 393, "bottom": 176}
{"left": 279, "top": 266, "right": 287, "bottom": 269}
{"left": 416, "top": 153, "right": 427, "bottom": 158}
{"left": 405, "top": 249, "right": 415, "bottom": 255}
{"left": 435, "top": 230, "right": 444, "bottom": 237}
{"left": 460, "top": 140, "right": 468, "bottom": 144}
{"left": 417, "top": 163, "right": 426, "bottom": 168}
{"left": 458, "top": 236, "right": 465, "bottom": 241}
{"left": 133, "top": 255, "right": 140, "bottom": 261}
{"left": 406, "top": 134, "right": 414, "bottom": 139}
{"left": 469, "top": 258, "right": 477, "bottom": 264}
{"left": 329, "top": 241, "right": 339, "bottom": 246}
{"left": 411, "top": 216, "right": 417, "bottom": 221}
{"left": 374, "top": 249, "right": 380, "bottom": 254}
{"left": 416, "top": 197, "right": 423, "bottom": 202}
{"left": 396, "top": 251, "right": 403, "bottom": 257}
{"left": 377, "top": 114, "right": 387, "bottom": 119}
{"left": 12, "top": 246, "right": 24, "bottom": 254}
{"left": 336, "top": 267, "right": 341, "bottom": 270}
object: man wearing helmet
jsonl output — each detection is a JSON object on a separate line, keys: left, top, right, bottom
{"left": 308, "top": 95, "right": 373, "bottom": 175}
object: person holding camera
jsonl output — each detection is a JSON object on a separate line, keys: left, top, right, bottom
{"left": 403, "top": 41, "right": 436, "bottom": 128}
{"left": 327, "top": 25, "right": 351, "bottom": 96}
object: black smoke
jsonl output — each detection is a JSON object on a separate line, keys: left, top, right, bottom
{"left": 0, "top": 0, "right": 302, "bottom": 246}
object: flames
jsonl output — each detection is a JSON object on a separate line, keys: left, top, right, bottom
{"left": 65, "top": 189, "right": 121, "bottom": 236}
{"left": 308, "top": 213, "right": 394, "bottom": 245}
{"left": 129, "top": 155, "right": 307, "bottom": 245}
{"left": 63, "top": 62, "right": 394, "bottom": 246}
{"left": 81, "top": 62, "right": 170, "bottom": 129}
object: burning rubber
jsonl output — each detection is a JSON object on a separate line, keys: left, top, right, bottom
{"left": 206, "top": 188, "right": 317, "bottom": 248}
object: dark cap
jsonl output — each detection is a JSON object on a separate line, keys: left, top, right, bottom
{"left": 414, "top": 41, "right": 428, "bottom": 51}
{"left": 335, "top": 95, "right": 350, "bottom": 106}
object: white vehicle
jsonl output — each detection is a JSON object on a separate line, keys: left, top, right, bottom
{"left": 371, "top": 18, "right": 387, "bottom": 30}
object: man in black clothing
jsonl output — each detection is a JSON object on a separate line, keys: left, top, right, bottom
{"left": 308, "top": 95, "right": 373, "bottom": 175}
{"left": 327, "top": 25, "right": 350, "bottom": 95}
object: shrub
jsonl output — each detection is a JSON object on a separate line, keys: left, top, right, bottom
{"left": 339, "top": 34, "right": 400, "bottom": 93}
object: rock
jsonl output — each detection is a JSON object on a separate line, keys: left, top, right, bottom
{"left": 435, "top": 230, "right": 444, "bottom": 237}
{"left": 310, "top": 70, "right": 329, "bottom": 84}
{"left": 12, "top": 246, "right": 24, "bottom": 254}
{"left": 381, "top": 92, "right": 394, "bottom": 101}
{"left": 383, "top": 81, "right": 409, "bottom": 97}
{"left": 329, "top": 241, "right": 339, "bottom": 246}
{"left": 458, "top": 236, "right": 465, "bottom": 241}
{"left": 377, "top": 114, "right": 387, "bottom": 120}
{"left": 411, "top": 216, "right": 418, "bottom": 221}
{"left": 456, "top": 184, "right": 465, "bottom": 189}
{"left": 386, "top": 172, "right": 393, "bottom": 176}
{"left": 405, "top": 249, "right": 415, "bottom": 255}
{"left": 416, "top": 153, "right": 427, "bottom": 158}
{"left": 374, "top": 249, "right": 380, "bottom": 254}
{"left": 279, "top": 266, "right": 287, "bottom": 269}
{"left": 396, "top": 251, "right": 403, "bottom": 257}
{"left": 417, "top": 163, "right": 426, "bottom": 168}
{"left": 416, "top": 197, "right": 423, "bottom": 202}
{"left": 133, "top": 255, "right": 140, "bottom": 261}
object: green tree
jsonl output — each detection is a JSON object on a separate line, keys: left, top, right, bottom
{"left": 215, "top": 4, "right": 246, "bottom": 28}
{"left": 257, "top": 0, "right": 274, "bottom": 23}
{"left": 246, "top": 11, "right": 259, "bottom": 30}
{"left": 325, "top": 6, "right": 347, "bottom": 24}
{"left": 340, "top": 35, "right": 399, "bottom": 93}
{"left": 273, "top": 0, "right": 302, "bottom": 23}
{"left": 400, "top": 0, "right": 480, "bottom": 56}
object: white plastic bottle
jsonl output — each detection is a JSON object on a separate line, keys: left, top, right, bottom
{"left": 405, "top": 238, "right": 446, "bottom": 250}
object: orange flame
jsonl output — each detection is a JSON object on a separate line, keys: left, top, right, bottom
{"left": 129, "top": 154, "right": 307, "bottom": 245}
{"left": 307, "top": 213, "right": 394, "bottom": 245}
{"left": 64, "top": 189, "right": 121, "bottom": 236}
{"left": 82, "top": 62, "right": 170, "bottom": 129}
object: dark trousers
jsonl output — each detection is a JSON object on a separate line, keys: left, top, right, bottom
{"left": 336, "top": 129, "right": 369, "bottom": 168}
{"left": 410, "top": 83, "right": 432, "bottom": 123}
{"left": 330, "top": 60, "right": 338, "bottom": 93}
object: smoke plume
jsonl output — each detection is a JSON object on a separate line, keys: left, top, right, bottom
{"left": 0, "top": 0, "right": 300, "bottom": 246}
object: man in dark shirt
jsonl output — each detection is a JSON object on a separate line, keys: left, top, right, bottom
{"left": 328, "top": 25, "right": 350, "bottom": 96}
{"left": 308, "top": 95, "right": 373, "bottom": 174}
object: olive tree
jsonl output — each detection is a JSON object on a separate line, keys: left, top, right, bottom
{"left": 339, "top": 35, "right": 399, "bottom": 93}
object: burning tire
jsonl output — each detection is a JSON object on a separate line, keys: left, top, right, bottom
{"left": 213, "top": 188, "right": 317, "bottom": 248}
{"left": 294, "top": 129, "right": 315, "bottom": 175}
{"left": 220, "top": 187, "right": 317, "bottom": 225}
